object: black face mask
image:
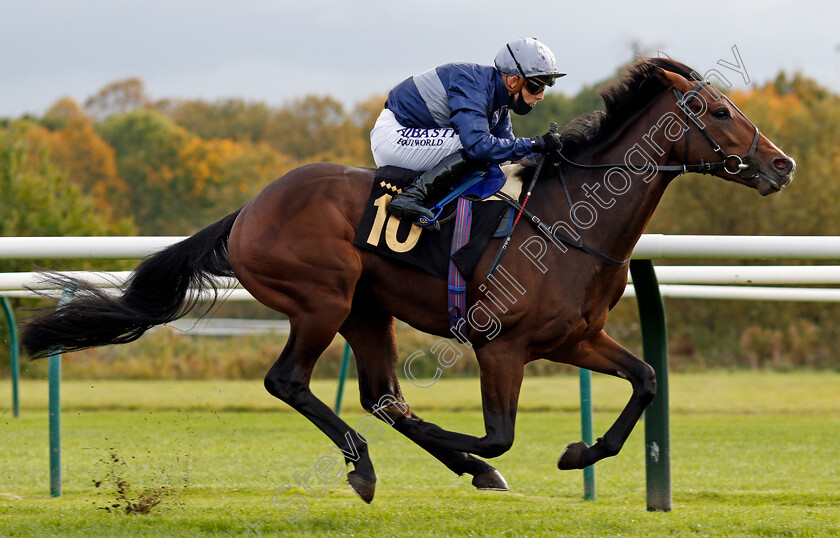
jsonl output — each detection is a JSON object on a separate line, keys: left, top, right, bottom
{"left": 509, "top": 90, "right": 533, "bottom": 115}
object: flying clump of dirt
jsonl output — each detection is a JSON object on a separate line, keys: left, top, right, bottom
{"left": 92, "top": 447, "right": 190, "bottom": 515}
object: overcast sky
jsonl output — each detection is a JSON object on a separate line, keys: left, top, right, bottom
{"left": 3, "top": 0, "right": 838, "bottom": 118}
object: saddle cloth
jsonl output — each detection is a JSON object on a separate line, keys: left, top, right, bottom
{"left": 353, "top": 165, "right": 524, "bottom": 279}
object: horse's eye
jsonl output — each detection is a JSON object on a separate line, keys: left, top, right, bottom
{"left": 712, "top": 108, "right": 731, "bottom": 120}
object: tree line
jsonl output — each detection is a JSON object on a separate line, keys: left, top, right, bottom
{"left": 1, "top": 67, "right": 839, "bottom": 371}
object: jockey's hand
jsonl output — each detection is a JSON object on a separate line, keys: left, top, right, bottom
{"left": 531, "top": 131, "right": 563, "bottom": 154}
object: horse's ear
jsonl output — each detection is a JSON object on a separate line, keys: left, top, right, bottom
{"left": 654, "top": 67, "right": 690, "bottom": 91}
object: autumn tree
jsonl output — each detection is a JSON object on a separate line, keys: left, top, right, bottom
{"left": 258, "top": 95, "right": 368, "bottom": 165}
{"left": 0, "top": 121, "right": 136, "bottom": 272}
{"left": 164, "top": 98, "right": 271, "bottom": 142}
{"left": 97, "top": 109, "right": 289, "bottom": 234}
{"left": 85, "top": 78, "right": 150, "bottom": 120}
{"left": 33, "top": 98, "right": 127, "bottom": 211}
{"left": 165, "top": 95, "right": 377, "bottom": 167}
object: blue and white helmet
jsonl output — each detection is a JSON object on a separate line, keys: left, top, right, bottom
{"left": 494, "top": 37, "right": 566, "bottom": 83}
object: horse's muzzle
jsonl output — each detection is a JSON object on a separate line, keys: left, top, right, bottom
{"left": 755, "top": 155, "right": 796, "bottom": 196}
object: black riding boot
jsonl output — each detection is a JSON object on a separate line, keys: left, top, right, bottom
{"left": 387, "top": 150, "right": 486, "bottom": 221}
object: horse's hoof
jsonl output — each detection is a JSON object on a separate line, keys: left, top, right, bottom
{"left": 558, "top": 440, "right": 590, "bottom": 470}
{"left": 471, "top": 470, "right": 509, "bottom": 491}
{"left": 347, "top": 471, "right": 376, "bottom": 504}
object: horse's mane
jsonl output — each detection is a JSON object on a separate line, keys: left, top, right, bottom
{"left": 559, "top": 57, "right": 699, "bottom": 157}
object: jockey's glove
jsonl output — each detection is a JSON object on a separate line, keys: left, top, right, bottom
{"left": 531, "top": 131, "right": 563, "bottom": 154}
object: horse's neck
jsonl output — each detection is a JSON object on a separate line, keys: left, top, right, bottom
{"left": 537, "top": 102, "right": 683, "bottom": 264}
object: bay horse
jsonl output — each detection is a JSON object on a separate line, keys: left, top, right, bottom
{"left": 21, "top": 58, "right": 795, "bottom": 503}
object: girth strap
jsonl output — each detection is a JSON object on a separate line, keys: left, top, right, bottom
{"left": 448, "top": 196, "right": 473, "bottom": 339}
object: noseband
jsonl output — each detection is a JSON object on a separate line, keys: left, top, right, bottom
{"left": 674, "top": 80, "right": 761, "bottom": 179}
{"left": 557, "top": 79, "right": 763, "bottom": 178}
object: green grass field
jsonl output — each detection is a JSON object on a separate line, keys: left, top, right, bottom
{"left": 1, "top": 372, "right": 839, "bottom": 536}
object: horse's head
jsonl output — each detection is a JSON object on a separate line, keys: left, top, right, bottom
{"left": 656, "top": 68, "right": 796, "bottom": 195}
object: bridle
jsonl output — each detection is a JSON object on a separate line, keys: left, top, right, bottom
{"left": 496, "top": 79, "right": 765, "bottom": 268}
{"left": 556, "top": 79, "right": 762, "bottom": 179}
{"left": 673, "top": 80, "right": 761, "bottom": 179}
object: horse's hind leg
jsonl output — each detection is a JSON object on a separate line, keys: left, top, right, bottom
{"left": 263, "top": 313, "right": 378, "bottom": 503}
{"left": 552, "top": 330, "right": 656, "bottom": 469}
{"left": 339, "top": 306, "right": 508, "bottom": 491}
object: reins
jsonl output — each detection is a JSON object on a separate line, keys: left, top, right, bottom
{"left": 555, "top": 81, "right": 760, "bottom": 177}
{"left": 493, "top": 190, "right": 630, "bottom": 267}
{"left": 488, "top": 79, "right": 764, "bottom": 269}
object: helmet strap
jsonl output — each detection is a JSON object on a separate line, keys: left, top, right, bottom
{"left": 506, "top": 43, "right": 529, "bottom": 79}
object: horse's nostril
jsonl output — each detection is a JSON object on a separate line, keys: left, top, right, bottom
{"left": 774, "top": 158, "right": 790, "bottom": 173}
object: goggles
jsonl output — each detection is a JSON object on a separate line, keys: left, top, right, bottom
{"left": 524, "top": 77, "right": 550, "bottom": 95}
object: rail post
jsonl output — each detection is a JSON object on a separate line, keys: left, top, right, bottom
{"left": 579, "top": 368, "right": 596, "bottom": 500}
{"left": 2, "top": 297, "right": 20, "bottom": 418}
{"left": 333, "top": 342, "right": 352, "bottom": 415}
{"left": 629, "top": 259, "right": 671, "bottom": 512}
{"left": 49, "top": 284, "right": 76, "bottom": 497}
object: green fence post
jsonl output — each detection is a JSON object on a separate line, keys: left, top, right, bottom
{"left": 49, "top": 284, "right": 76, "bottom": 497}
{"left": 579, "top": 368, "right": 596, "bottom": 500}
{"left": 2, "top": 297, "right": 20, "bottom": 418}
{"left": 629, "top": 259, "right": 671, "bottom": 512}
{"left": 333, "top": 342, "right": 352, "bottom": 415}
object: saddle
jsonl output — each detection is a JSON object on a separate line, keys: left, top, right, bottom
{"left": 354, "top": 165, "right": 523, "bottom": 280}
{"left": 354, "top": 165, "right": 523, "bottom": 337}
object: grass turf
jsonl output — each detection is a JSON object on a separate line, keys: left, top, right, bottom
{"left": 1, "top": 372, "right": 838, "bottom": 536}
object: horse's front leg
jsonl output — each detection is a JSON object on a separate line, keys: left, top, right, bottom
{"left": 550, "top": 330, "right": 656, "bottom": 469}
{"left": 391, "top": 340, "right": 527, "bottom": 462}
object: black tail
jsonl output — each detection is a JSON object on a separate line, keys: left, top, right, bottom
{"left": 21, "top": 208, "right": 243, "bottom": 359}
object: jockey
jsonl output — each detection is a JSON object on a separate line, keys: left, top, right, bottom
{"left": 370, "top": 37, "right": 565, "bottom": 221}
